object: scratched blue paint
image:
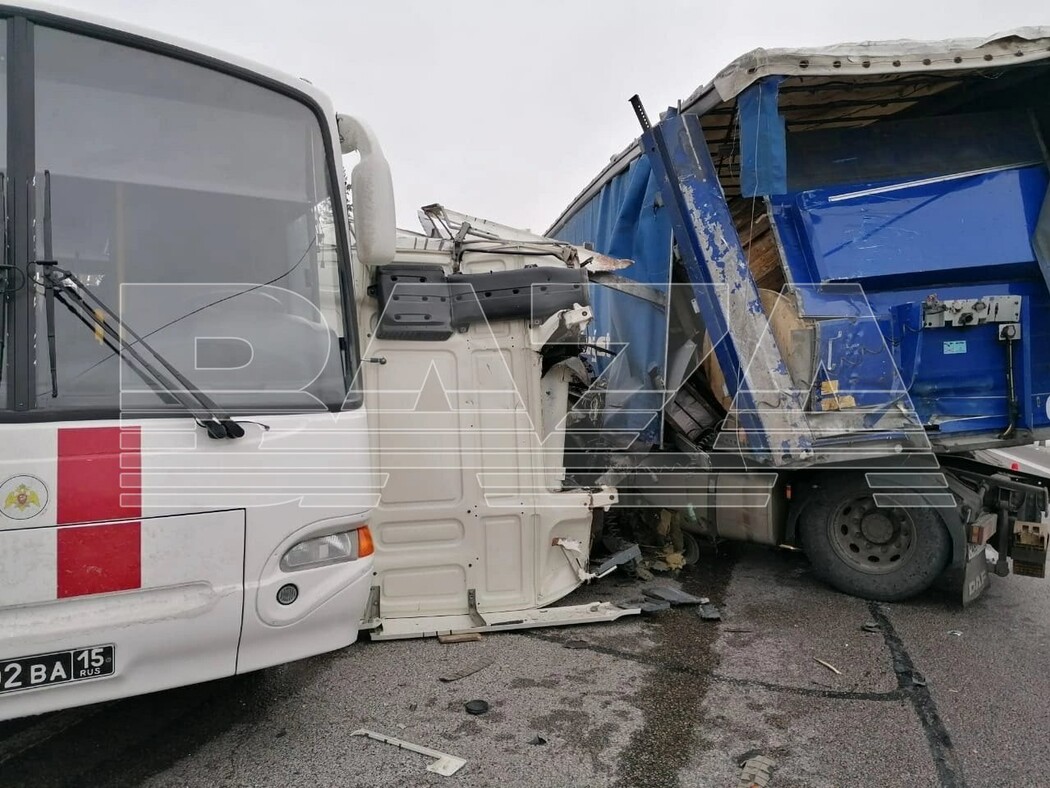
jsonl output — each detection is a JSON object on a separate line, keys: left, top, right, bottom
{"left": 644, "top": 110, "right": 814, "bottom": 457}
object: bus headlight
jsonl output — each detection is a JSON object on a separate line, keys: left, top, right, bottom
{"left": 280, "top": 526, "right": 373, "bottom": 571}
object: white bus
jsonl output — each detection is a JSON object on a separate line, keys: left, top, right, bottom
{"left": 0, "top": 2, "right": 391, "bottom": 720}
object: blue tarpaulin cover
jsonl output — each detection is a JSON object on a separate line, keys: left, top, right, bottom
{"left": 554, "top": 157, "right": 672, "bottom": 445}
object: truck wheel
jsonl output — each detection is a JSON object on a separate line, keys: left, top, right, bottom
{"left": 799, "top": 478, "right": 950, "bottom": 601}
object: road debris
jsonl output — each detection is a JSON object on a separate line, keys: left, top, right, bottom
{"left": 528, "top": 736, "right": 548, "bottom": 746}
{"left": 634, "top": 565, "right": 655, "bottom": 582}
{"left": 650, "top": 546, "right": 687, "bottom": 573}
{"left": 438, "top": 661, "right": 493, "bottom": 683}
{"left": 948, "top": 630, "right": 963, "bottom": 637}
{"left": 464, "top": 699, "right": 490, "bottom": 716}
{"left": 615, "top": 597, "right": 671, "bottom": 614}
{"left": 697, "top": 599, "right": 722, "bottom": 621}
{"left": 861, "top": 621, "right": 881, "bottom": 633}
{"left": 563, "top": 639, "right": 589, "bottom": 650}
{"left": 814, "top": 658, "right": 842, "bottom": 675}
{"left": 643, "top": 585, "right": 704, "bottom": 606}
{"left": 437, "top": 632, "right": 482, "bottom": 644}
{"left": 350, "top": 729, "right": 466, "bottom": 777}
{"left": 738, "top": 753, "right": 776, "bottom": 787}
{"left": 591, "top": 542, "right": 643, "bottom": 578}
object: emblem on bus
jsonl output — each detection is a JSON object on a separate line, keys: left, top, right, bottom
{"left": 0, "top": 476, "right": 48, "bottom": 520}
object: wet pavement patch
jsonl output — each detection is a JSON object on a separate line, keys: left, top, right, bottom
{"left": 613, "top": 545, "right": 737, "bottom": 788}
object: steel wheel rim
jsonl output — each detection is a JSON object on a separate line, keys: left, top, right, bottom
{"left": 827, "top": 496, "right": 917, "bottom": 574}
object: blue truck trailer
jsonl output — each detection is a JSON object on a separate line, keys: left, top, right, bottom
{"left": 547, "top": 29, "right": 1050, "bottom": 603}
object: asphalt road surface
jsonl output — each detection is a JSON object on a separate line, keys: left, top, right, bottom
{"left": 2, "top": 537, "right": 1048, "bottom": 788}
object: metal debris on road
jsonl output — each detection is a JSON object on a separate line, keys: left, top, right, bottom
{"left": 437, "top": 632, "right": 482, "bottom": 644}
{"left": 592, "top": 543, "right": 643, "bottom": 578}
{"left": 614, "top": 597, "right": 671, "bottom": 614}
{"left": 814, "top": 658, "right": 843, "bottom": 675}
{"left": 350, "top": 729, "right": 466, "bottom": 777}
{"left": 698, "top": 599, "right": 722, "bottom": 621}
{"left": 861, "top": 621, "right": 881, "bottom": 633}
{"left": 902, "top": 670, "right": 928, "bottom": 687}
{"left": 948, "top": 630, "right": 963, "bottom": 637}
{"left": 738, "top": 753, "right": 775, "bottom": 787}
{"left": 438, "top": 661, "right": 493, "bottom": 683}
{"left": 643, "top": 585, "right": 704, "bottom": 606}
{"left": 464, "top": 699, "right": 490, "bottom": 715}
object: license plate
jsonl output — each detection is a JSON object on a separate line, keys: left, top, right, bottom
{"left": 0, "top": 645, "right": 115, "bottom": 694}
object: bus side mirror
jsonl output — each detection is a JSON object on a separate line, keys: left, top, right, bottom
{"left": 336, "top": 114, "right": 396, "bottom": 266}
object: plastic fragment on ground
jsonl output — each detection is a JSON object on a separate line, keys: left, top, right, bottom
{"left": 350, "top": 729, "right": 466, "bottom": 777}
{"left": 739, "top": 754, "right": 775, "bottom": 787}
{"left": 697, "top": 600, "right": 722, "bottom": 620}
{"left": 614, "top": 596, "right": 671, "bottom": 614}
{"left": 644, "top": 585, "right": 704, "bottom": 606}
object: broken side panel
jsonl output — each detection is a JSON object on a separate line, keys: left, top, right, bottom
{"left": 554, "top": 156, "right": 673, "bottom": 450}
{"left": 630, "top": 101, "right": 816, "bottom": 465}
{"left": 553, "top": 96, "right": 931, "bottom": 467}
{"left": 357, "top": 236, "right": 632, "bottom": 639}
{"left": 556, "top": 75, "right": 1050, "bottom": 461}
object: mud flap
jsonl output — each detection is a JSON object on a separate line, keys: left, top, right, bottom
{"left": 940, "top": 543, "right": 990, "bottom": 606}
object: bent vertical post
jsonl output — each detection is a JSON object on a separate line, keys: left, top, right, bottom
{"left": 630, "top": 96, "right": 811, "bottom": 465}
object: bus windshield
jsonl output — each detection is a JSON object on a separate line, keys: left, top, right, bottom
{"left": 1, "top": 23, "right": 352, "bottom": 417}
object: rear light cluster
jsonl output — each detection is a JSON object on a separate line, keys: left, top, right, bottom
{"left": 280, "top": 525, "right": 374, "bottom": 572}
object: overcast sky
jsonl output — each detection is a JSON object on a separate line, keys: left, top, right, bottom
{"left": 52, "top": 0, "right": 1047, "bottom": 231}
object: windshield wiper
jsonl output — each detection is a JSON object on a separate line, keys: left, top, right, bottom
{"left": 35, "top": 171, "right": 245, "bottom": 439}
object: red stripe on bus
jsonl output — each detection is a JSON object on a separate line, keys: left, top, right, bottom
{"left": 57, "top": 521, "right": 141, "bottom": 598}
{"left": 56, "top": 427, "right": 143, "bottom": 597}
{"left": 57, "top": 426, "right": 142, "bottom": 523}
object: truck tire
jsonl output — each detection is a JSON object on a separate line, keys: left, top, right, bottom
{"left": 798, "top": 476, "right": 951, "bottom": 601}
